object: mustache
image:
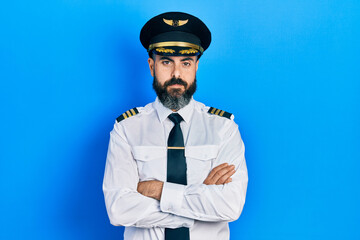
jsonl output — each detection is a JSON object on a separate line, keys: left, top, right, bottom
{"left": 163, "top": 77, "right": 188, "bottom": 88}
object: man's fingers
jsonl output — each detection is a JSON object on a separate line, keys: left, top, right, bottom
{"left": 206, "top": 163, "right": 229, "bottom": 180}
{"left": 211, "top": 165, "right": 235, "bottom": 183}
{"left": 224, "top": 178, "right": 232, "bottom": 184}
{"left": 216, "top": 169, "right": 236, "bottom": 185}
{"left": 137, "top": 182, "right": 144, "bottom": 193}
{"left": 137, "top": 181, "right": 148, "bottom": 193}
{"left": 203, "top": 163, "right": 237, "bottom": 185}
{"left": 137, "top": 180, "right": 152, "bottom": 194}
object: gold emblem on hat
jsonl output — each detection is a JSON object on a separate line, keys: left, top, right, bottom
{"left": 163, "top": 18, "right": 188, "bottom": 27}
{"left": 179, "top": 49, "right": 198, "bottom": 54}
{"left": 156, "top": 48, "right": 175, "bottom": 53}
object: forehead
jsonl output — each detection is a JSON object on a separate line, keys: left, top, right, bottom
{"left": 154, "top": 54, "right": 197, "bottom": 62}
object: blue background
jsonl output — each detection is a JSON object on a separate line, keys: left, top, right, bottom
{"left": 1, "top": 0, "right": 359, "bottom": 239}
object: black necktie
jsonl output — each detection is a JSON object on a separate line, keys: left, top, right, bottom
{"left": 165, "top": 113, "right": 190, "bottom": 240}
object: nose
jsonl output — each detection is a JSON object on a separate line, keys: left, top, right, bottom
{"left": 171, "top": 62, "right": 181, "bottom": 79}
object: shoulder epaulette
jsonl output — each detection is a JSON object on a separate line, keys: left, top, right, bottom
{"left": 116, "top": 108, "right": 139, "bottom": 122}
{"left": 208, "top": 107, "right": 232, "bottom": 119}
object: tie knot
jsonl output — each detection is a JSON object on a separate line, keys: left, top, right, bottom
{"left": 168, "top": 113, "right": 183, "bottom": 124}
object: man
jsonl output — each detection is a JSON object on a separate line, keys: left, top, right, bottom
{"left": 103, "top": 12, "right": 248, "bottom": 240}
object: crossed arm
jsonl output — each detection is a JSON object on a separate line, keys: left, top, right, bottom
{"left": 137, "top": 163, "right": 236, "bottom": 201}
{"left": 104, "top": 121, "right": 248, "bottom": 227}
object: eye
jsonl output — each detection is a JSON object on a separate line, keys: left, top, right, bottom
{"left": 183, "top": 62, "right": 191, "bottom": 67}
{"left": 161, "top": 60, "right": 171, "bottom": 65}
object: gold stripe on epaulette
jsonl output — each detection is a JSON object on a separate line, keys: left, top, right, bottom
{"left": 208, "top": 107, "right": 232, "bottom": 120}
{"left": 117, "top": 107, "right": 139, "bottom": 122}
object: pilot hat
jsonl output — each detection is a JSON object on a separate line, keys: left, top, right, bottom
{"left": 140, "top": 12, "right": 211, "bottom": 57}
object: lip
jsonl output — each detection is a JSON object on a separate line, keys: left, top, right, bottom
{"left": 168, "top": 84, "right": 184, "bottom": 88}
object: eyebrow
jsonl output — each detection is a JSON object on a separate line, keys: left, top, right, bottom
{"left": 159, "top": 56, "right": 174, "bottom": 62}
{"left": 180, "top": 57, "right": 194, "bottom": 62}
{"left": 159, "top": 56, "right": 195, "bottom": 62}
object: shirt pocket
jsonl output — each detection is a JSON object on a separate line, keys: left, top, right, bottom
{"left": 185, "top": 145, "right": 219, "bottom": 184}
{"left": 132, "top": 146, "right": 167, "bottom": 181}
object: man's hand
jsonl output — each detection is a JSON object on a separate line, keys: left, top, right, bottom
{"left": 203, "top": 163, "right": 236, "bottom": 185}
{"left": 137, "top": 180, "right": 164, "bottom": 201}
{"left": 137, "top": 164, "right": 235, "bottom": 199}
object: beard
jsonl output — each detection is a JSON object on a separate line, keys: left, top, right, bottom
{"left": 153, "top": 75, "right": 197, "bottom": 111}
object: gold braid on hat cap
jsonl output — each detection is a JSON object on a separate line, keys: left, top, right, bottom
{"left": 155, "top": 48, "right": 175, "bottom": 53}
{"left": 148, "top": 41, "right": 204, "bottom": 53}
{"left": 179, "top": 48, "right": 198, "bottom": 54}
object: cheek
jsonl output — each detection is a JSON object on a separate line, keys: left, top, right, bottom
{"left": 154, "top": 66, "right": 171, "bottom": 83}
{"left": 184, "top": 69, "right": 196, "bottom": 83}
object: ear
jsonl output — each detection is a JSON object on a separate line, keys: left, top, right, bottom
{"left": 148, "top": 57, "right": 155, "bottom": 77}
{"left": 196, "top": 59, "right": 199, "bottom": 72}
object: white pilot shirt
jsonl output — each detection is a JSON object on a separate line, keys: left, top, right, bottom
{"left": 103, "top": 98, "right": 248, "bottom": 240}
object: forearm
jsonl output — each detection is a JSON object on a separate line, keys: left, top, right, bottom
{"left": 103, "top": 187, "right": 194, "bottom": 228}
{"left": 160, "top": 164, "right": 248, "bottom": 222}
{"left": 103, "top": 127, "right": 194, "bottom": 229}
{"left": 160, "top": 124, "right": 248, "bottom": 222}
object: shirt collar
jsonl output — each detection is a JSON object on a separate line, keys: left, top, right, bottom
{"left": 154, "top": 97, "right": 194, "bottom": 123}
